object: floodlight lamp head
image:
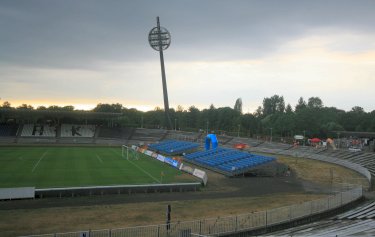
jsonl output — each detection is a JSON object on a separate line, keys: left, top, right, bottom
{"left": 148, "top": 25, "right": 171, "bottom": 51}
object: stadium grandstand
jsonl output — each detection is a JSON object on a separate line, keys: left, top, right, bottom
{"left": 1, "top": 107, "right": 375, "bottom": 236}
{"left": 266, "top": 201, "right": 375, "bottom": 236}
{"left": 20, "top": 124, "right": 56, "bottom": 137}
{"left": 0, "top": 108, "right": 121, "bottom": 144}
{"left": 0, "top": 107, "right": 374, "bottom": 180}
{"left": 0, "top": 123, "right": 18, "bottom": 135}
{"left": 184, "top": 146, "right": 275, "bottom": 176}
{"left": 1, "top": 106, "right": 374, "bottom": 179}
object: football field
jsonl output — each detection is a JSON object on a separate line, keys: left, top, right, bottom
{"left": 0, "top": 146, "right": 193, "bottom": 188}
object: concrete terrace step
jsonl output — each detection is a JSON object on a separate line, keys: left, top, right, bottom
{"left": 336, "top": 201, "right": 375, "bottom": 220}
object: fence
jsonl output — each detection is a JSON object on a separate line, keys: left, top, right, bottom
{"left": 35, "top": 183, "right": 201, "bottom": 198}
{"left": 22, "top": 184, "right": 362, "bottom": 237}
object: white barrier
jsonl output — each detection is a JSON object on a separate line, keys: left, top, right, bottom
{"left": 132, "top": 145, "right": 208, "bottom": 186}
{"left": 0, "top": 187, "right": 35, "bottom": 200}
{"left": 193, "top": 168, "right": 208, "bottom": 186}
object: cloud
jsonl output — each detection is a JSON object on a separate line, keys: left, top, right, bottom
{"left": 1, "top": 0, "right": 375, "bottom": 67}
{"left": 1, "top": 1, "right": 375, "bottom": 112}
{"left": 166, "top": 29, "right": 375, "bottom": 111}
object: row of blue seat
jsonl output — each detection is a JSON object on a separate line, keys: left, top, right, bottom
{"left": 195, "top": 152, "right": 249, "bottom": 166}
{"left": 218, "top": 156, "right": 274, "bottom": 172}
{"left": 148, "top": 140, "right": 199, "bottom": 155}
{"left": 184, "top": 147, "right": 229, "bottom": 160}
{"left": 183, "top": 147, "right": 275, "bottom": 174}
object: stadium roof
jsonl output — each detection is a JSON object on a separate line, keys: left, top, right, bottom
{"left": 0, "top": 108, "right": 122, "bottom": 119}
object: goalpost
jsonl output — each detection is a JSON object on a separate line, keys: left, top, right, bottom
{"left": 121, "top": 145, "right": 139, "bottom": 160}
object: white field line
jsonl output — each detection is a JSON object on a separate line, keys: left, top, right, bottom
{"left": 127, "top": 159, "right": 161, "bottom": 183}
{"left": 96, "top": 154, "right": 103, "bottom": 163}
{"left": 31, "top": 151, "right": 48, "bottom": 173}
{"left": 111, "top": 149, "right": 161, "bottom": 183}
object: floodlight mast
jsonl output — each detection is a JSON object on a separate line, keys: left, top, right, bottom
{"left": 148, "top": 16, "right": 173, "bottom": 130}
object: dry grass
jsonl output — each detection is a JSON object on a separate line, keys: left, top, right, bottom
{"left": 0, "top": 193, "right": 325, "bottom": 236}
{"left": 277, "top": 155, "right": 370, "bottom": 189}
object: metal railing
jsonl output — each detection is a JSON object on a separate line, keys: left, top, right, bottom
{"left": 22, "top": 184, "right": 362, "bottom": 237}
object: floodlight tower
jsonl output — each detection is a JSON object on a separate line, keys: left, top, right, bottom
{"left": 148, "top": 16, "right": 173, "bottom": 130}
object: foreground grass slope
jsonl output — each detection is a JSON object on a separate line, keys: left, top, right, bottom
{"left": 0, "top": 194, "right": 326, "bottom": 237}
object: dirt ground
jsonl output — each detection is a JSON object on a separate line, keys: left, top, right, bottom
{"left": 0, "top": 155, "right": 369, "bottom": 236}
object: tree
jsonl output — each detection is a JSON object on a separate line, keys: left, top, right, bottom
{"left": 276, "top": 96, "right": 285, "bottom": 114}
{"left": 216, "top": 107, "right": 241, "bottom": 132}
{"left": 187, "top": 106, "right": 200, "bottom": 128}
{"left": 144, "top": 110, "right": 163, "bottom": 128}
{"left": 262, "top": 95, "right": 285, "bottom": 116}
{"left": 307, "top": 97, "right": 323, "bottom": 109}
{"left": 37, "top": 106, "right": 47, "bottom": 110}
{"left": 339, "top": 106, "right": 366, "bottom": 131}
{"left": 62, "top": 105, "right": 74, "bottom": 111}
{"left": 93, "top": 103, "right": 122, "bottom": 113}
{"left": 254, "top": 106, "right": 263, "bottom": 118}
{"left": 39, "top": 105, "right": 76, "bottom": 112}
{"left": 320, "top": 122, "right": 344, "bottom": 137}
{"left": 285, "top": 104, "right": 293, "bottom": 114}
{"left": 17, "top": 104, "right": 34, "bottom": 110}
{"left": 176, "top": 105, "right": 184, "bottom": 112}
{"left": 295, "top": 97, "right": 307, "bottom": 112}
{"left": 369, "top": 111, "right": 375, "bottom": 132}
{"left": 351, "top": 106, "right": 364, "bottom": 113}
{"left": 234, "top": 98, "right": 243, "bottom": 114}
{"left": 1, "top": 101, "right": 11, "bottom": 108}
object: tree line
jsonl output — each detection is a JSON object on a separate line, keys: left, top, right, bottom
{"left": 1, "top": 95, "right": 375, "bottom": 139}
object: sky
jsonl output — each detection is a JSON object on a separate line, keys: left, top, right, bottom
{"left": 0, "top": 0, "right": 374, "bottom": 112}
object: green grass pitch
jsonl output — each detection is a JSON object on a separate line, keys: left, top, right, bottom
{"left": 0, "top": 146, "right": 195, "bottom": 188}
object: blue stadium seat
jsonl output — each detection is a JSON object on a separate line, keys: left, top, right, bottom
{"left": 148, "top": 140, "right": 199, "bottom": 155}
{"left": 184, "top": 147, "right": 275, "bottom": 175}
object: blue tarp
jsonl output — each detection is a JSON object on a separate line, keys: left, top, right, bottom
{"left": 205, "top": 134, "right": 218, "bottom": 150}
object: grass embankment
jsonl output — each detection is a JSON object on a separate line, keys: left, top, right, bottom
{"left": 0, "top": 193, "right": 325, "bottom": 236}
{"left": 277, "top": 155, "right": 370, "bottom": 189}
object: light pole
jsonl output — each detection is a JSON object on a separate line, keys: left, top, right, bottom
{"left": 206, "top": 120, "right": 209, "bottom": 134}
{"left": 174, "top": 118, "right": 177, "bottom": 131}
{"left": 237, "top": 124, "right": 240, "bottom": 137}
{"left": 270, "top": 128, "right": 273, "bottom": 142}
{"left": 148, "top": 17, "right": 173, "bottom": 130}
{"left": 303, "top": 130, "right": 306, "bottom": 146}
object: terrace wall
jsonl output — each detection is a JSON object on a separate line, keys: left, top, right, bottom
{"left": 35, "top": 183, "right": 201, "bottom": 198}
